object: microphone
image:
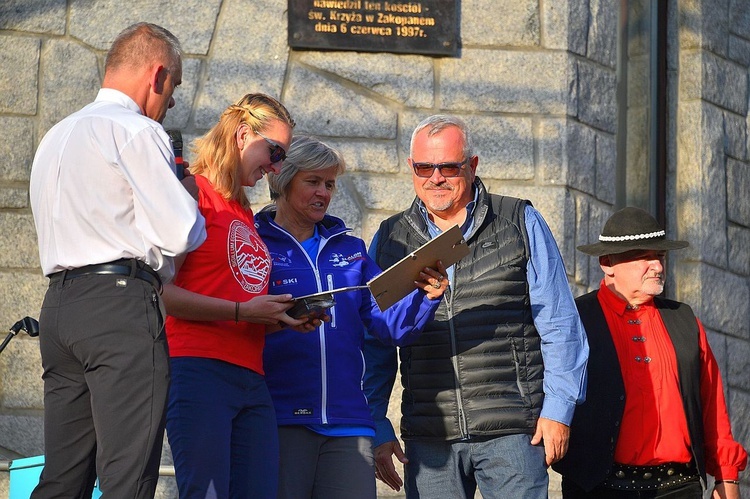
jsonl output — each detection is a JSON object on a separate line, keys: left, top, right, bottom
{"left": 166, "top": 129, "right": 184, "bottom": 180}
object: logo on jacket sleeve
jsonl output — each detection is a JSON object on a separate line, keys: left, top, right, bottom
{"left": 329, "top": 251, "right": 364, "bottom": 267}
{"left": 228, "top": 220, "right": 271, "bottom": 293}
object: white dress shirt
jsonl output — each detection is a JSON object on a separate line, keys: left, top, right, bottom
{"left": 30, "top": 88, "right": 206, "bottom": 282}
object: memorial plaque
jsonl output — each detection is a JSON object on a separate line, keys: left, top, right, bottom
{"left": 288, "top": 0, "right": 459, "bottom": 56}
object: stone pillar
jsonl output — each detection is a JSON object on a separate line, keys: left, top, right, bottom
{"left": 671, "top": 0, "right": 750, "bottom": 491}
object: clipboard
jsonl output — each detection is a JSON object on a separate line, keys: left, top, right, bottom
{"left": 367, "top": 225, "right": 469, "bottom": 311}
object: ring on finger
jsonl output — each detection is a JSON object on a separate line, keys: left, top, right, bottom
{"left": 432, "top": 281, "right": 441, "bottom": 289}
{"left": 437, "top": 275, "right": 444, "bottom": 283}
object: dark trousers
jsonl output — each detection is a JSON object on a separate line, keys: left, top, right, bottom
{"left": 277, "top": 426, "right": 376, "bottom": 499}
{"left": 31, "top": 273, "right": 169, "bottom": 499}
{"left": 561, "top": 475, "right": 703, "bottom": 499}
{"left": 166, "top": 357, "right": 279, "bottom": 499}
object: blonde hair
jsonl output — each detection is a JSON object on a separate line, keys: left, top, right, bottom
{"left": 190, "top": 93, "right": 295, "bottom": 207}
{"left": 267, "top": 136, "right": 346, "bottom": 201}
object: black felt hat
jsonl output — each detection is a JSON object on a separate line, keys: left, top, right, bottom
{"left": 577, "top": 207, "right": 689, "bottom": 257}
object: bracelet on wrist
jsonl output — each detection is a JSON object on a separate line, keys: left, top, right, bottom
{"left": 717, "top": 479, "right": 740, "bottom": 485}
{"left": 235, "top": 301, "right": 240, "bottom": 324}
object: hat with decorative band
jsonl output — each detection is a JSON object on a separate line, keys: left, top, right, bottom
{"left": 577, "top": 206, "right": 689, "bottom": 257}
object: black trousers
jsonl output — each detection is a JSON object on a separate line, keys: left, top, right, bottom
{"left": 31, "top": 273, "right": 169, "bottom": 499}
{"left": 561, "top": 475, "right": 703, "bottom": 499}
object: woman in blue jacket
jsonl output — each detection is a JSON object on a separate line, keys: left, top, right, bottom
{"left": 255, "top": 135, "right": 447, "bottom": 499}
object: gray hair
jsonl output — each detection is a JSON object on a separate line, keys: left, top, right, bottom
{"left": 105, "top": 22, "right": 183, "bottom": 75}
{"left": 267, "top": 136, "right": 346, "bottom": 200}
{"left": 410, "top": 114, "right": 474, "bottom": 160}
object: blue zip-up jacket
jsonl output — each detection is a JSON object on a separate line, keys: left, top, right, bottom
{"left": 255, "top": 209, "right": 442, "bottom": 428}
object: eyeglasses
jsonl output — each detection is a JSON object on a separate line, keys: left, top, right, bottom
{"left": 411, "top": 158, "right": 470, "bottom": 178}
{"left": 255, "top": 130, "right": 287, "bottom": 163}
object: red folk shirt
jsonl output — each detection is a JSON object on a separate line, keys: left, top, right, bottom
{"left": 597, "top": 282, "right": 747, "bottom": 480}
{"left": 166, "top": 174, "right": 271, "bottom": 374}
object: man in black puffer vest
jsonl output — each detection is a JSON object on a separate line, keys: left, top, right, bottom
{"left": 553, "top": 207, "right": 747, "bottom": 498}
{"left": 363, "top": 115, "right": 589, "bottom": 499}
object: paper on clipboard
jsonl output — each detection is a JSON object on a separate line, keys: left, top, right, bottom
{"left": 367, "top": 225, "right": 469, "bottom": 311}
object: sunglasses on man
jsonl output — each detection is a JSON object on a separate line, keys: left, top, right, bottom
{"left": 255, "top": 130, "right": 287, "bottom": 163}
{"left": 411, "top": 158, "right": 470, "bottom": 178}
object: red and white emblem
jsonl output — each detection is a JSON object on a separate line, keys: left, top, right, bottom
{"left": 227, "top": 220, "right": 270, "bottom": 293}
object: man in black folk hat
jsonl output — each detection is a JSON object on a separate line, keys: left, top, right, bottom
{"left": 553, "top": 207, "right": 747, "bottom": 499}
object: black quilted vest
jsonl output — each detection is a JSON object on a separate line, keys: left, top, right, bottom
{"left": 374, "top": 178, "right": 544, "bottom": 441}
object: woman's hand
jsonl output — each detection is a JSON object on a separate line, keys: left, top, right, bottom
{"left": 239, "top": 294, "right": 302, "bottom": 325}
{"left": 265, "top": 309, "right": 330, "bottom": 334}
{"left": 416, "top": 260, "right": 449, "bottom": 300}
{"left": 244, "top": 295, "right": 333, "bottom": 334}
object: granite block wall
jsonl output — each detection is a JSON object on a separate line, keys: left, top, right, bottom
{"left": 0, "top": 0, "right": 747, "bottom": 497}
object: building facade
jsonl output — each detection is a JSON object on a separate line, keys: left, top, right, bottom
{"left": 0, "top": 0, "right": 748, "bottom": 496}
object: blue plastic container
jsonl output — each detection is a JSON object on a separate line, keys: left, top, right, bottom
{"left": 8, "top": 455, "right": 102, "bottom": 498}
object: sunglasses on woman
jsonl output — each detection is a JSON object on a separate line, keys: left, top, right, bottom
{"left": 255, "top": 131, "right": 287, "bottom": 163}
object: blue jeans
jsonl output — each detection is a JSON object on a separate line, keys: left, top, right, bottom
{"left": 166, "top": 357, "right": 279, "bottom": 499}
{"left": 404, "top": 434, "right": 549, "bottom": 499}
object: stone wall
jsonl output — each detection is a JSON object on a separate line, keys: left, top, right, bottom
{"left": 670, "top": 0, "right": 750, "bottom": 493}
{"left": 0, "top": 0, "right": 746, "bottom": 497}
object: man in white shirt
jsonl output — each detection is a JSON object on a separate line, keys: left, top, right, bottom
{"left": 29, "top": 22, "right": 206, "bottom": 499}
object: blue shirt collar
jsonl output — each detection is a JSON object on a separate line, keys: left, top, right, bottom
{"left": 300, "top": 224, "right": 321, "bottom": 261}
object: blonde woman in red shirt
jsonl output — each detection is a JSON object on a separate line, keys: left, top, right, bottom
{"left": 162, "top": 94, "right": 314, "bottom": 499}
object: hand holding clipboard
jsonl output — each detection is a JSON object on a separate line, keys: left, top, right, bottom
{"left": 286, "top": 225, "right": 468, "bottom": 318}
{"left": 367, "top": 225, "right": 468, "bottom": 311}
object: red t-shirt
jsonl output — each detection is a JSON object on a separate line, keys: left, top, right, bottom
{"left": 598, "top": 283, "right": 747, "bottom": 479}
{"left": 166, "top": 174, "right": 270, "bottom": 374}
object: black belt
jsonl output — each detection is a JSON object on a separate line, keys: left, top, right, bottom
{"left": 603, "top": 462, "right": 699, "bottom": 491}
{"left": 48, "top": 259, "right": 162, "bottom": 292}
